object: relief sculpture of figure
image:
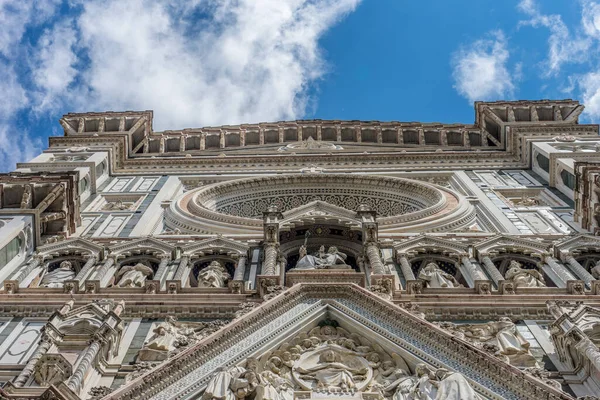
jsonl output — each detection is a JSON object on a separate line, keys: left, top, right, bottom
{"left": 115, "top": 263, "right": 154, "bottom": 288}
{"left": 418, "top": 262, "right": 461, "bottom": 288}
{"left": 431, "top": 368, "right": 481, "bottom": 400}
{"left": 294, "top": 349, "right": 367, "bottom": 391}
{"left": 197, "top": 260, "right": 231, "bottom": 288}
{"left": 40, "top": 261, "right": 75, "bottom": 288}
{"left": 504, "top": 261, "right": 546, "bottom": 288}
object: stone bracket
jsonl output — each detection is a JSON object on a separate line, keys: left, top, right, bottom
{"left": 591, "top": 280, "right": 600, "bottom": 295}
{"left": 474, "top": 280, "right": 492, "bottom": 295}
{"left": 567, "top": 280, "right": 585, "bottom": 295}
{"left": 3, "top": 280, "right": 19, "bottom": 294}
{"left": 229, "top": 280, "right": 246, "bottom": 294}
{"left": 257, "top": 275, "right": 282, "bottom": 298}
{"left": 63, "top": 280, "right": 79, "bottom": 294}
{"left": 144, "top": 280, "right": 161, "bottom": 294}
{"left": 499, "top": 280, "right": 515, "bottom": 295}
{"left": 406, "top": 279, "right": 424, "bottom": 295}
{"left": 84, "top": 280, "right": 101, "bottom": 294}
{"left": 166, "top": 280, "right": 181, "bottom": 294}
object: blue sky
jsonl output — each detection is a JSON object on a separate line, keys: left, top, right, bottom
{"left": 0, "top": 0, "right": 599, "bottom": 171}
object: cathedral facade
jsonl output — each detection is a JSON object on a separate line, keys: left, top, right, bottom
{"left": 0, "top": 100, "right": 599, "bottom": 399}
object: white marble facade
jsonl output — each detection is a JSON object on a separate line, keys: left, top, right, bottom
{"left": 0, "top": 100, "right": 599, "bottom": 400}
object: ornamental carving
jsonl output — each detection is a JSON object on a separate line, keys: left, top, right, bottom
{"left": 202, "top": 320, "right": 481, "bottom": 400}
{"left": 503, "top": 261, "right": 546, "bottom": 288}
{"left": 435, "top": 318, "right": 538, "bottom": 368}
{"left": 137, "top": 317, "right": 228, "bottom": 362}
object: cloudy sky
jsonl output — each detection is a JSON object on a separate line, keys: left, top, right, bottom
{"left": 0, "top": 0, "right": 598, "bottom": 171}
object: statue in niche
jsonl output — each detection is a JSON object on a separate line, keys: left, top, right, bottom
{"left": 294, "top": 349, "right": 368, "bottom": 391}
{"left": 292, "top": 231, "right": 351, "bottom": 270}
{"left": 197, "top": 260, "right": 231, "bottom": 288}
{"left": 294, "top": 245, "right": 350, "bottom": 270}
{"left": 590, "top": 260, "right": 600, "bottom": 280}
{"left": 102, "top": 200, "right": 133, "bottom": 211}
{"left": 436, "top": 318, "right": 538, "bottom": 368}
{"left": 504, "top": 261, "right": 546, "bottom": 288}
{"left": 139, "top": 316, "right": 226, "bottom": 362}
{"left": 418, "top": 262, "right": 462, "bottom": 288}
{"left": 40, "top": 261, "right": 75, "bottom": 288}
{"left": 115, "top": 263, "right": 154, "bottom": 288}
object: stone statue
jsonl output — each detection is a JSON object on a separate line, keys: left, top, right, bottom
{"left": 115, "top": 263, "right": 154, "bottom": 288}
{"left": 293, "top": 245, "right": 350, "bottom": 270}
{"left": 374, "top": 355, "right": 414, "bottom": 400}
{"left": 139, "top": 316, "right": 226, "bottom": 362}
{"left": 197, "top": 261, "right": 231, "bottom": 288}
{"left": 40, "top": 261, "right": 75, "bottom": 288}
{"left": 504, "top": 261, "right": 546, "bottom": 288}
{"left": 439, "top": 318, "right": 538, "bottom": 368}
{"left": 294, "top": 349, "right": 367, "bottom": 391}
{"left": 418, "top": 262, "right": 461, "bottom": 288}
{"left": 431, "top": 368, "right": 481, "bottom": 400}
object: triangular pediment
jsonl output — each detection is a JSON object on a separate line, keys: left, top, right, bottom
{"left": 37, "top": 237, "right": 104, "bottom": 258}
{"left": 182, "top": 236, "right": 249, "bottom": 256}
{"left": 108, "top": 237, "right": 174, "bottom": 257}
{"left": 473, "top": 234, "right": 548, "bottom": 255}
{"left": 393, "top": 235, "right": 468, "bottom": 255}
{"left": 280, "top": 200, "right": 362, "bottom": 230}
{"left": 554, "top": 234, "right": 600, "bottom": 254}
{"left": 106, "top": 284, "right": 568, "bottom": 400}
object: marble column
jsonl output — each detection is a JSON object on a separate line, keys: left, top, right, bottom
{"left": 397, "top": 254, "right": 416, "bottom": 280}
{"left": 74, "top": 255, "right": 97, "bottom": 282}
{"left": 94, "top": 256, "right": 116, "bottom": 284}
{"left": 66, "top": 337, "right": 103, "bottom": 393}
{"left": 480, "top": 255, "right": 504, "bottom": 285}
{"left": 234, "top": 255, "right": 248, "bottom": 281}
{"left": 462, "top": 256, "right": 487, "bottom": 281}
{"left": 153, "top": 256, "right": 171, "bottom": 282}
{"left": 544, "top": 256, "right": 576, "bottom": 288}
{"left": 12, "top": 254, "right": 44, "bottom": 284}
{"left": 173, "top": 255, "right": 190, "bottom": 281}
{"left": 13, "top": 333, "right": 53, "bottom": 387}
{"left": 563, "top": 255, "right": 594, "bottom": 286}
{"left": 366, "top": 243, "right": 385, "bottom": 275}
{"left": 261, "top": 244, "right": 278, "bottom": 275}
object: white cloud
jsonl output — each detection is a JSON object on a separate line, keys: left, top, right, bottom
{"left": 0, "top": 0, "right": 361, "bottom": 171}
{"left": 70, "top": 0, "right": 360, "bottom": 129}
{"left": 518, "top": 0, "right": 590, "bottom": 75}
{"left": 32, "top": 20, "right": 78, "bottom": 112}
{"left": 451, "top": 31, "right": 515, "bottom": 102}
{"left": 577, "top": 72, "right": 600, "bottom": 119}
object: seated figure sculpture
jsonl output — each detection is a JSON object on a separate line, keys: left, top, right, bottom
{"left": 115, "top": 263, "right": 154, "bottom": 288}
{"left": 295, "top": 349, "right": 367, "bottom": 391}
{"left": 197, "top": 260, "right": 231, "bottom": 288}
{"left": 293, "top": 245, "right": 351, "bottom": 270}
{"left": 504, "top": 261, "right": 546, "bottom": 288}
{"left": 40, "top": 261, "right": 75, "bottom": 288}
{"left": 418, "top": 262, "right": 461, "bottom": 288}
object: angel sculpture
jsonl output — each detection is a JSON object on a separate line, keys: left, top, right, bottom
{"left": 410, "top": 364, "right": 437, "bottom": 400}
{"left": 115, "top": 263, "right": 153, "bottom": 288}
{"left": 431, "top": 368, "right": 481, "bottom": 400}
